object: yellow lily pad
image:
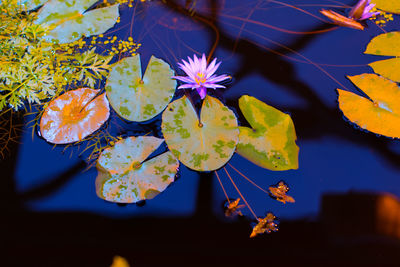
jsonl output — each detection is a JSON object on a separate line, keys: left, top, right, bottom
{"left": 365, "top": 31, "right": 400, "bottom": 82}
{"left": 96, "top": 136, "right": 179, "bottom": 203}
{"left": 236, "top": 95, "right": 299, "bottom": 171}
{"left": 338, "top": 73, "right": 400, "bottom": 138}
{"left": 161, "top": 95, "right": 239, "bottom": 171}
{"left": 106, "top": 54, "right": 176, "bottom": 122}
{"left": 371, "top": 0, "right": 400, "bottom": 14}
{"left": 35, "top": 0, "right": 119, "bottom": 43}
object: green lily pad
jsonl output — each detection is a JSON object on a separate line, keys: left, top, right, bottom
{"left": 95, "top": 136, "right": 179, "bottom": 203}
{"left": 365, "top": 31, "right": 400, "bottom": 82}
{"left": 236, "top": 95, "right": 299, "bottom": 171}
{"left": 371, "top": 0, "right": 400, "bottom": 14}
{"left": 20, "top": 0, "right": 47, "bottom": 10}
{"left": 106, "top": 54, "right": 176, "bottom": 122}
{"left": 35, "top": 0, "right": 119, "bottom": 43}
{"left": 161, "top": 95, "right": 239, "bottom": 172}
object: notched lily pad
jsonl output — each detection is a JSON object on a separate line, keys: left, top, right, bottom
{"left": 236, "top": 95, "right": 299, "bottom": 171}
{"left": 35, "top": 0, "right": 119, "bottom": 43}
{"left": 371, "top": 0, "right": 400, "bottom": 14}
{"left": 106, "top": 54, "right": 176, "bottom": 122}
{"left": 161, "top": 95, "right": 239, "bottom": 171}
{"left": 365, "top": 31, "right": 400, "bottom": 82}
{"left": 20, "top": 0, "right": 47, "bottom": 10}
{"left": 96, "top": 136, "right": 179, "bottom": 203}
{"left": 338, "top": 73, "right": 400, "bottom": 138}
{"left": 40, "top": 87, "right": 110, "bottom": 144}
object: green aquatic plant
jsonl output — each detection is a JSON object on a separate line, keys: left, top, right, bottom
{"left": 96, "top": 136, "right": 179, "bottom": 203}
{"left": 161, "top": 95, "right": 239, "bottom": 171}
{"left": 105, "top": 54, "right": 176, "bottom": 122}
{"left": 3, "top": 0, "right": 302, "bottom": 237}
{"left": 91, "top": 50, "right": 299, "bottom": 237}
{"left": 36, "top": 0, "right": 120, "bottom": 44}
{"left": 0, "top": 0, "right": 118, "bottom": 111}
{"left": 237, "top": 95, "right": 299, "bottom": 171}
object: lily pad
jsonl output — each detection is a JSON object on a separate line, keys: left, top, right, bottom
{"left": 106, "top": 54, "right": 176, "bottom": 122}
{"left": 95, "top": 136, "right": 179, "bottom": 203}
{"left": 338, "top": 73, "right": 400, "bottom": 138}
{"left": 161, "top": 95, "right": 239, "bottom": 171}
{"left": 365, "top": 31, "right": 400, "bottom": 82}
{"left": 40, "top": 87, "right": 110, "bottom": 144}
{"left": 371, "top": 0, "right": 400, "bottom": 14}
{"left": 20, "top": 0, "right": 47, "bottom": 10}
{"left": 35, "top": 0, "right": 119, "bottom": 43}
{"left": 236, "top": 95, "right": 299, "bottom": 171}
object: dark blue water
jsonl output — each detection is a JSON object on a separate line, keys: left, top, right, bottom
{"left": 15, "top": 0, "right": 400, "bottom": 219}
{"left": 6, "top": 0, "right": 400, "bottom": 265}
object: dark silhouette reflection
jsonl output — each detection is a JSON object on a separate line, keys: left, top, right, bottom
{"left": 160, "top": 0, "right": 400, "bottom": 170}
{"left": 3, "top": 1, "right": 400, "bottom": 266}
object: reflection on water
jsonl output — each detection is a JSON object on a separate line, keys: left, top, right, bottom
{"left": 3, "top": 0, "right": 400, "bottom": 265}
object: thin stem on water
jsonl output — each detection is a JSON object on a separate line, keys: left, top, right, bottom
{"left": 214, "top": 170, "right": 231, "bottom": 204}
{"left": 228, "top": 163, "right": 269, "bottom": 195}
{"left": 223, "top": 167, "right": 258, "bottom": 221}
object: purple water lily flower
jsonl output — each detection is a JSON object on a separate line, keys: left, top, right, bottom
{"left": 349, "top": 0, "right": 380, "bottom": 21}
{"left": 172, "top": 54, "right": 231, "bottom": 99}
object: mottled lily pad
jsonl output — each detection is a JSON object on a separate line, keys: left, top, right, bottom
{"left": 20, "top": 0, "right": 47, "bottom": 10}
{"left": 236, "top": 95, "right": 299, "bottom": 171}
{"left": 371, "top": 0, "right": 400, "bottom": 14}
{"left": 35, "top": 0, "right": 119, "bottom": 43}
{"left": 40, "top": 87, "right": 110, "bottom": 144}
{"left": 96, "top": 136, "right": 179, "bottom": 203}
{"left": 365, "top": 31, "right": 400, "bottom": 82}
{"left": 106, "top": 54, "right": 176, "bottom": 122}
{"left": 338, "top": 74, "right": 400, "bottom": 138}
{"left": 161, "top": 95, "right": 239, "bottom": 171}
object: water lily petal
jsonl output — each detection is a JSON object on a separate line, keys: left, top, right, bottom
{"left": 196, "top": 87, "right": 207, "bottom": 99}
{"left": 178, "top": 83, "right": 197, "bottom": 89}
{"left": 172, "top": 75, "right": 195, "bottom": 84}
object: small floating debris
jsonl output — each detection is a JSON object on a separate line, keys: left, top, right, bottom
{"left": 269, "top": 181, "right": 295, "bottom": 204}
{"left": 250, "top": 213, "right": 279, "bottom": 238}
{"left": 224, "top": 198, "right": 245, "bottom": 218}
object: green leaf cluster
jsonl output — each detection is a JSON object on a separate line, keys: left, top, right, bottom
{"left": 0, "top": 0, "right": 113, "bottom": 112}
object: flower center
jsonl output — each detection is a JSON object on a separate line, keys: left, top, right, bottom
{"left": 194, "top": 72, "right": 206, "bottom": 85}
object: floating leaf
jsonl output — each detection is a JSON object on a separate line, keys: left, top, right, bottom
{"left": 106, "top": 54, "right": 176, "bottom": 122}
{"left": 371, "top": 0, "right": 400, "bottom": 14}
{"left": 20, "top": 0, "right": 47, "bottom": 10}
{"left": 96, "top": 136, "right": 179, "bottom": 203}
{"left": 236, "top": 95, "right": 299, "bottom": 171}
{"left": 268, "top": 181, "right": 295, "bottom": 204}
{"left": 224, "top": 198, "right": 245, "bottom": 218}
{"left": 40, "top": 88, "right": 110, "bottom": 144}
{"left": 365, "top": 31, "right": 400, "bottom": 82}
{"left": 338, "top": 73, "right": 400, "bottom": 138}
{"left": 161, "top": 95, "right": 239, "bottom": 171}
{"left": 250, "top": 213, "right": 278, "bottom": 238}
{"left": 35, "top": 0, "right": 119, "bottom": 43}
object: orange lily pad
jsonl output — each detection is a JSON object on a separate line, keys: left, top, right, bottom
{"left": 40, "top": 88, "right": 110, "bottom": 144}
{"left": 338, "top": 74, "right": 400, "bottom": 138}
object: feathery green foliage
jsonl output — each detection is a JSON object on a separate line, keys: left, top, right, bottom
{"left": 0, "top": 0, "right": 113, "bottom": 112}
